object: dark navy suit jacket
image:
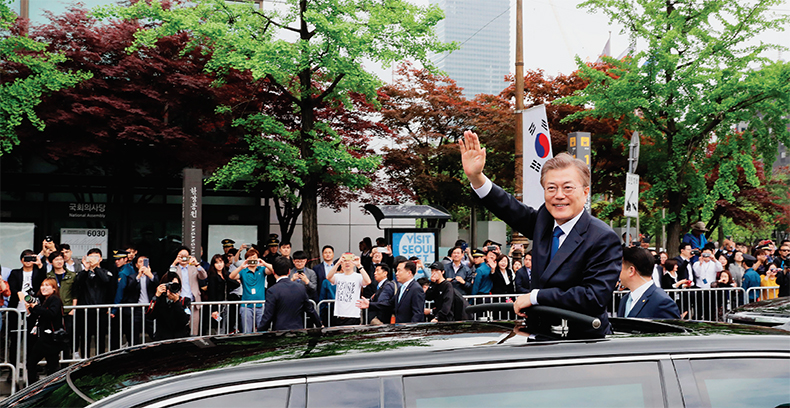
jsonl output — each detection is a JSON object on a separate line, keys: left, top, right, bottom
{"left": 618, "top": 284, "right": 680, "bottom": 319}
{"left": 480, "top": 183, "right": 622, "bottom": 337}
{"left": 258, "top": 278, "right": 321, "bottom": 331}
{"left": 367, "top": 279, "right": 396, "bottom": 323}
{"left": 393, "top": 279, "right": 425, "bottom": 323}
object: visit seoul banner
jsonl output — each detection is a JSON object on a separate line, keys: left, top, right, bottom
{"left": 392, "top": 231, "right": 437, "bottom": 265}
{"left": 522, "top": 104, "right": 553, "bottom": 210}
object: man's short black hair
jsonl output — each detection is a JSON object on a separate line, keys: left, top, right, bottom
{"left": 124, "top": 243, "right": 137, "bottom": 251}
{"left": 60, "top": 243, "right": 71, "bottom": 251}
{"left": 678, "top": 243, "right": 691, "bottom": 252}
{"left": 417, "top": 277, "right": 430, "bottom": 287}
{"left": 322, "top": 245, "right": 334, "bottom": 252}
{"left": 273, "top": 257, "right": 292, "bottom": 277}
{"left": 703, "top": 242, "right": 716, "bottom": 251}
{"left": 48, "top": 251, "right": 64, "bottom": 263}
{"left": 408, "top": 256, "right": 420, "bottom": 261}
{"left": 87, "top": 248, "right": 102, "bottom": 257}
{"left": 404, "top": 261, "right": 417, "bottom": 275}
{"left": 292, "top": 250, "right": 308, "bottom": 260}
{"left": 623, "top": 247, "right": 654, "bottom": 278}
{"left": 177, "top": 246, "right": 191, "bottom": 255}
{"left": 280, "top": 241, "right": 292, "bottom": 247}
{"left": 376, "top": 264, "right": 390, "bottom": 274}
{"left": 376, "top": 237, "right": 387, "bottom": 245}
{"left": 393, "top": 256, "right": 408, "bottom": 267}
{"left": 20, "top": 249, "right": 35, "bottom": 260}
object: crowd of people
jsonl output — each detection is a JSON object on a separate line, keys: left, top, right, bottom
{"left": 2, "top": 225, "right": 788, "bottom": 384}
{"left": 619, "top": 223, "right": 790, "bottom": 321}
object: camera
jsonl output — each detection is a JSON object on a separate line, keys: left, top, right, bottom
{"left": 23, "top": 255, "right": 37, "bottom": 262}
{"left": 691, "top": 249, "right": 701, "bottom": 257}
{"left": 169, "top": 265, "right": 177, "bottom": 273}
{"left": 181, "top": 256, "right": 189, "bottom": 262}
{"left": 248, "top": 259, "right": 259, "bottom": 266}
{"left": 165, "top": 281, "right": 182, "bottom": 293}
{"left": 45, "top": 236, "right": 53, "bottom": 242}
{"left": 24, "top": 289, "right": 38, "bottom": 305}
{"left": 702, "top": 253, "right": 711, "bottom": 258}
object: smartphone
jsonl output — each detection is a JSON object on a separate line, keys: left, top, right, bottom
{"left": 181, "top": 256, "right": 189, "bottom": 262}
{"left": 45, "top": 236, "right": 53, "bottom": 242}
{"left": 23, "top": 255, "right": 36, "bottom": 262}
{"left": 143, "top": 259, "right": 149, "bottom": 268}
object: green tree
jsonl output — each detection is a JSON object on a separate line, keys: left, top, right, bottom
{"left": 560, "top": 0, "right": 790, "bottom": 256}
{"left": 0, "top": 0, "right": 90, "bottom": 154}
{"left": 98, "top": 0, "right": 454, "bottom": 257}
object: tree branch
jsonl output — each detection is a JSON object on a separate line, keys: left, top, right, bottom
{"left": 316, "top": 73, "right": 345, "bottom": 103}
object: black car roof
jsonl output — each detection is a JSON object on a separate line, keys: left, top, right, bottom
{"left": 7, "top": 319, "right": 790, "bottom": 408}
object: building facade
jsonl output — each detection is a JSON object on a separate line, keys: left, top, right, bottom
{"left": 429, "top": 0, "right": 511, "bottom": 98}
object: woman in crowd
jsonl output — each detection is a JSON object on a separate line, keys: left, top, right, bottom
{"left": 712, "top": 270, "right": 734, "bottom": 320}
{"left": 20, "top": 277, "right": 64, "bottom": 385}
{"left": 490, "top": 254, "right": 516, "bottom": 296}
{"left": 661, "top": 259, "right": 691, "bottom": 319}
{"left": 761, "top": 265, "right": 780, "bottom": 300}
{"left": 205, "top": 254, "right": 230, "bottom": 334}
{"left": 728, "top": 251, "right": 745, "bottom": 287}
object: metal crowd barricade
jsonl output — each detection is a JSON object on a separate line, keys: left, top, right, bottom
{"left": 746, "top": 286, "right": 780, "bottom": 304}
{"left": 1, "top": 308, "right": 25, "bottom": 394}
{"left": 611, "top": 287, "right": 747, "bottom": 321}
{"left": 315, "top": 300, "right": 369, "bottom": 327}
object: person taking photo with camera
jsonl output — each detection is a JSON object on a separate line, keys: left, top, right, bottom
{"left": 18, "top": 277, "right": 65, "bottom": 386}
{"left": 146, "top": 276, "right": 191, "bottom": 340}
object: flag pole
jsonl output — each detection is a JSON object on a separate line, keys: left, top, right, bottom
{"left": 512, "top": 0, "right": 529, "bottom": 250}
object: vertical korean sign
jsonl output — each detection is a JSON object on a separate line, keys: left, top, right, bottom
{"left": 182, "top": 168, "right": 202, "bottom": 258}
{"left": 522, "top": 104, "right": 553, "bottom": 210}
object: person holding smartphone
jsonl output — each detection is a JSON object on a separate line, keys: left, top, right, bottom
{"left": 7, "top": 249, "right": 47, "bottom": 376}
{"left": 171, "top": 247, "right": 208, "bottom": 335}
{"left": 229, "top": 248, "right": 272, "bottom": 333}
{"left": 289, "top": 251, "right": 318, "bottom": 300}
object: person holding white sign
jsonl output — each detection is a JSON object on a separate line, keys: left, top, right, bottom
{"left": 460, "top": 131, "right": 621, "bottom": 338}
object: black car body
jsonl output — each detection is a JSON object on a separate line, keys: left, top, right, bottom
{"left": 4, "top": 317, "right": 789, "bottom": 408}
{"left": 726, "top": 296, "right": 790, "bottom": 329}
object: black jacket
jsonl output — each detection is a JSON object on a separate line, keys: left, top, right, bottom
{"left": 491, "top": 268, "right": 516, "bottom": 295}
{"left": 29, "top": 295, "right": 64, "bottom": 341}
{"left": 73, "top": 268, "right": 112, "bottom": 306}
{"left": 147, "top": 295, "right": 192, "bottom": 340}
{"left": 425, "top": 280, "right": 468, "bottom": 321}
{"left": 258, "top": 278, "right": 321, "bottom": 332}
{"left": 7, "top": 267, "right": 47, "bottom": 310}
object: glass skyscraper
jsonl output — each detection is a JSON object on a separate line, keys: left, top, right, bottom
{"left": 430, "top": 0, "right": 511, "bottom": 98}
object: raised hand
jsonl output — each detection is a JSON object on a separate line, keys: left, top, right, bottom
{"left": 458, "top": 130, "right": 487, "bottom": 188}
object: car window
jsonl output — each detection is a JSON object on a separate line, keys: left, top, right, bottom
{"left": 307, "top": 378, "right": 380, "bottom": 408}
{"left": 167, "top": 386, "right": 289, "bottom": 408}
{"left": 404, "top": 361, "right": 666, "bottom": 408}
{"left": 689, "top": 358, "right": 790, "bottom": 408}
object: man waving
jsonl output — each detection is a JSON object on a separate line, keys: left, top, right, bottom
{"left": 460, "top": 131, "right": 621, "bottom": 337}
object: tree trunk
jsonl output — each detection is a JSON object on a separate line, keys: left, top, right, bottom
{"left": 666, "top": 191, "right": 683, "bottom": 257}
{"left": 301, "top": 178, "right": 320, "bottom": 260}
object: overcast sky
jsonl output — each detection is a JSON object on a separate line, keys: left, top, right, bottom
{"left": 369, "top": 0, "right": 790, "bottom": 84}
